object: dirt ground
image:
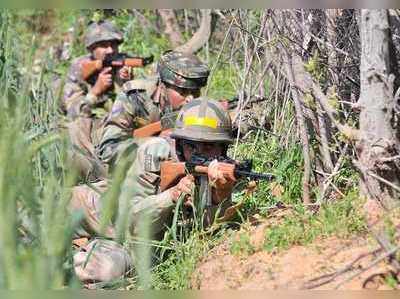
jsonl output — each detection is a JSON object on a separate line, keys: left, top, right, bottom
{"left": 191, "top": 221, "right": 397, "bottom": 290}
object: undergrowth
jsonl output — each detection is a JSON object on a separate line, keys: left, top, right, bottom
{"left": 151, "top": 231, "right": 224, "bottom": 289}
{"left": 263, "top": 189, "right": 368, "bottom": 253}
{"left": 231, "top": 133, "right": 303, "bottom": 217}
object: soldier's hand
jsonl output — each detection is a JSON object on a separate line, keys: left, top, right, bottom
{"left": 208, "top": 160, "right": 237, "bottom": 204}
{"left": 91, "top": 67, "right": 113, "bottom": 96}
{"left": 208, "top": 160, "right": 237, "bottom": 185}
{"left": 170, "top": 174, "right": 195, "bottom": 205}
{"left": 118, "top": 66, "right": 132, "bottom": 81}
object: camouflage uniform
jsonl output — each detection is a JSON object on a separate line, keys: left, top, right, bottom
{"left": 70, "top": 180, "right": 133, "bottom": 284}
{"left": 69, "top": 98, "right": 234, "bottom": 285}
{"left": 62, "top": 20, "right": 125, "bottom": 181}
{"left": 96, "top": 50, "right": 210, "bottom": 170}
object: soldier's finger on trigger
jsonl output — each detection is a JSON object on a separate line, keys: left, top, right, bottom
{"left": 177, "top": 177, "right": 192, "bottom": 194}
{"left": 184, "top": 177, "right": 195, "bottom": 191}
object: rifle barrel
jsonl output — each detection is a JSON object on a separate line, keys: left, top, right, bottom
{"left": 234, "top": 170, "right": 274, "bottom": 181}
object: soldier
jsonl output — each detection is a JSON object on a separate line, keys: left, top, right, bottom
{"left": 70, "top": 97, "right": 237, "bottom": 285}
{"left": 62, "top": 20, "right": 132, "bottom": 181}
{"left": 96, "top": 50, "right": 210, "bottom": 171}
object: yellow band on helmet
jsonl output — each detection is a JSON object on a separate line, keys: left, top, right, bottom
{"left": 184, "top": 116, "right": 218, "bottom": 129}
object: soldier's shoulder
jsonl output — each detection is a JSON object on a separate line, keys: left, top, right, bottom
{"left": 137, "top": 137, "right": 172, "bottom": 172}
{"left": 70, "top": 54, "right": 92, "bottom": 68}
{"left": 68, "top": 54, "right": 92, "bottom": 79}
{"left": 122, "top": 77, "right": 158, "bottom": 96}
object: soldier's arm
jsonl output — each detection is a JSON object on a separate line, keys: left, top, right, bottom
{"left": 96, "top": 90, "right": 141, "bottom": 167}
{"left": 117, "top": 138, "right": 176, "bottom": 237}
{"left": 97, "top": 84, "right": 160, "bottom": 167}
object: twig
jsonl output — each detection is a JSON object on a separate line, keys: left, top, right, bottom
{"left": 369, "top": 229, "right": 400, "bottom": 272}
{"left": 334, "top": 245, "right": 400, "bottom": 289}
{"left": 303, "top": 247, "right": 381, "bottom": 289}
{"left": 379, "top": 155, "right": 400, "bottom": 163}
{"left": 316, "top": 144, "right": 348, "bottom": 203}
{"left": 306, "top": 29, "right": 350, "bottom": 57}
{"left": 366, "top": 171, "right": 400, "bottom": 193}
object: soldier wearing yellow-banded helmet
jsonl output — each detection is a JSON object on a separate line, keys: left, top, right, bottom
{"left": 116, "top": 97, "right": 236, "bottom": 236}
{"left": 171, "top": 97, "right": 233, "bottom": 161}
{"left": 69, "top": 97, "right": 237, "bottom": 286}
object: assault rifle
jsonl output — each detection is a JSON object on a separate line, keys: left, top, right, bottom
{"left": 81, "top": 53, "right": 154, "bottom": 81}
{"left": 160, "top": 154, "right": 273, "bottom": 191}
{"left": 160, "top": 154, "right": 274, "bottom": 225}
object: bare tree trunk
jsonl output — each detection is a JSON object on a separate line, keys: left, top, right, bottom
{"left": 357, "top": 9, "right": 400, "bottom": 214}
{"left": 158, "top": 9, "right": 184, "bottom": 48}
{"left": 175, "top": 9, "right": 212, "bottom": 54}
{"left": 282, "top": 51, "right": 312, "bottom": 204}
{"left": 326, "top": 9, "right": 341, "bottom": 89}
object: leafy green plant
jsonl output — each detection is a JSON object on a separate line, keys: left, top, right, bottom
{"left": 229, "top": 231, "right": 255, "bottom": 256}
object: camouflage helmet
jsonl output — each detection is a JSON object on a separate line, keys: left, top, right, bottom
{"left": 84, "top": 20, "right": 124, "bottom": 50}
{"left": 158, "top": 50, "right": 210, "bottom": 90}
{"left": 171, "top": 97, "right": 233, "bottom": 143}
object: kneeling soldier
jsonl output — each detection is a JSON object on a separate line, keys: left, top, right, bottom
{"left": 96, "top": 50, "right": 210, "bottom": 171}
{"left": 70, "top": 97, "right": 237, "bottom": 286}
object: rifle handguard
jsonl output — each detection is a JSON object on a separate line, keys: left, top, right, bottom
{"left": 123, "top": 55, "right": 154, "bottom": 68}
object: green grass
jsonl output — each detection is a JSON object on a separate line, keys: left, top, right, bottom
{"left": 263, "top": 189, "right": 368, "bottom": 252}
{"left": 206, "top": 65, "right": 238, "bottom": 100}
{"left": 229, "top": 230, "right": 255, "bottom": 257}
{"left": 0, "top": 10, "right": 78, "bottom": 289}
{"left": 151, "top": 231, "right": 222, "bottom": 290}
{"left": 230, "top": 134, "right": 303, "bottom": 217}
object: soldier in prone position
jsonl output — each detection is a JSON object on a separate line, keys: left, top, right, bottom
{"left": 62, "top": 20, "right": 133, "bottom": 181}
{"left": 70, "top": 97, "right": 238, "bottom": 285}
{"left": 96, "top": 50, "right": 210, "bottom": 171}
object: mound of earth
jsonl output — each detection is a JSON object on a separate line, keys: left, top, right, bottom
{"left": 191, "top": 222, "right": 396, "bottom": 290}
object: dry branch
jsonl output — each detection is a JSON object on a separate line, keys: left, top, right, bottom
{"left": 303, "top": 247, "right": 381, "bottom": 289}
{"left": 334, "top": 245, "right": 400, "bottom": 289}
{"left": 281, "top": 50, "right": 312, "bottom": 204}
{"left": 158, "top": 9, "right": 184, "bottom": 48}
{"left": 175, "top": 9, "right": 212, "bottom": 54}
